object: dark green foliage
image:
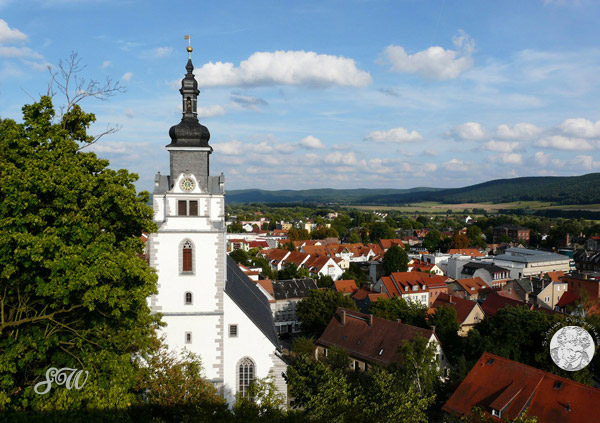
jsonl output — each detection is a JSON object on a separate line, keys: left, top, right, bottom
{"left": 423, "top": 230, "right": 442, "bottom": 252}
{"left": 340, "top": 263, "right": 369, "bottom": 287}
{"left": 311, "top": 226, "right": 339, "bottom": 240}
{"left": 369, "top": 222, "right": 396, "bottom": 242}
{"left": 382, "top": 245, "right": 409, "bottom": 275}
{"left": 316, "top": 274, "right": 334, "bottom": 289}
{"left": 369, "top": 297, "right": 428, "bottom": 328}
{"left": 295, "top": 289, "right": 357, "bottom": 336}
{"left": 0, "top": 96, "right": 159, "bottom": 411}
{"left": 229, "top": 249, "right": 250, "bottom": 266}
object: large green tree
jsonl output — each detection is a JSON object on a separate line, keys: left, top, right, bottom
{"left": 0, "top": 96, "right": 159, "bottom": 411}
{"left": 382, "top": 245, "right": 409, "bottom": 275}
{"left": 295, "top": 289, "right": 356, "bottom": 336}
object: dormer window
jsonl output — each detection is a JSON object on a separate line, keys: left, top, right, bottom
{"left": 491, "top": 409, "right": 501, "bottom": 418}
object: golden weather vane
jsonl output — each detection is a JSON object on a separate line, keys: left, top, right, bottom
{"left": 184, "top": 35, "right": 192, "bottom": 59}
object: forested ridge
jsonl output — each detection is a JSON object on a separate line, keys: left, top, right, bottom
{"left": 227, "top": 173, "right": 600, "bottom": 205}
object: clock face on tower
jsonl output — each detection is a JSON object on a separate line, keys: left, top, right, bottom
{"left": 180, "top": 177, "right": 195, "bottom": 192}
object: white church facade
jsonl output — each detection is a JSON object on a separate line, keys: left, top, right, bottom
{"left": 147, "top": 47, "right": 287, "bottom": 405}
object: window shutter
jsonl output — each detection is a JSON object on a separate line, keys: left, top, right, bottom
{"left": 189, "top": 200, "right": 198, "bottom": 216}
{"left": 178, "top": 200, "right": 187, "bottom": 216}
{"left": 183, "top": 248, "right": 192, "bottom": 272}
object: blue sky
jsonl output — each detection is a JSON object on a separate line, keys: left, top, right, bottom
{"left": 2, "top": 0, "right": 600, "bottom": 192}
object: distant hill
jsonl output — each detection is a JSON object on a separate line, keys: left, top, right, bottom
{"left": 226, "top": 173, "right": 600, "bottom": 205}
{"left": 226, "top": 187, "right": 441, "bottom": 204}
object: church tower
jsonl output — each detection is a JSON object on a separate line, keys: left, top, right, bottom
{"left": 148, "top": 41, "right": 286, "bottom": 405}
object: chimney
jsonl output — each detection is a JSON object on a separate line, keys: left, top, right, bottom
{"left": 397, "top": 319, "right": 402, "bottom": 324}
{"left": 341, "top": 309, "right": 346, "bottom": 326}
{"left": 368, "top": 314, "right": 374, "bottom": 326}
{"left": 542, "top": 279, "right": 545, "bottom": 290}
{"left": 431, "top": 325, "right": 436, "bottom": 333}
{"left": 566, "top": 402, "right": 571, "bottom": 412}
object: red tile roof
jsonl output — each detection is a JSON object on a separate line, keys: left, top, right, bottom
{"left": 546, "top": 271, "right": 565, "bottom": 283}
{"left": 481, "top": 292, "right": 526, "bottom": 317}
{"left": 262, "top": 248, "right": 289, "bottom": 263}
{"left": 379, "top": 239, "right": 405, "bottom": 250}
{"left": 453, "top": 277, "right": 488, "bottom": 296}
{"left": 430, "top": 293, "right": 479, "bottom": 324}
{"left": 448, "top": 248, "right": 484, "bottom": 257}
{"left": 334, "top": 279, "right": 358, "bottom": 294}
{"left": 316, "top": 308, "right": 435, "bottom": 366}
{"left": 443, "top": 352, "right": 600, "bottom": 422}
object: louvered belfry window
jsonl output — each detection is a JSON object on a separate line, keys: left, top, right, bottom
{"left": 238, "top": 357, "right": 255, "bottom": 397}
{"left": 182, "top": 240, "right": 193, "bottom": 272}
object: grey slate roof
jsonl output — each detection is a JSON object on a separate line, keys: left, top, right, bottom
{"left": 224, "top": 256, "right": 281, "bottom": 350}
{"left": 496, "top": 248, "right": 569, "bottom": 263}
{"left": 271, "top": 278, "right": 317, "bottom": 300}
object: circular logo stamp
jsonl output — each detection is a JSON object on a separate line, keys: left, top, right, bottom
{"left": 550, "top": 326, "right": 595, "bottom": 371}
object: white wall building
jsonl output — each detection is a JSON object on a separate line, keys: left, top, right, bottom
{"left": 493, "top": 248, "right": 571, "bottom": 279}
{"left": 147, "top": 52, "right": 286, "bottom": 405}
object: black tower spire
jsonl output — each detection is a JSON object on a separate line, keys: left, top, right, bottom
{"left": 166, "top": 39, "right": 213, "bottom": 191}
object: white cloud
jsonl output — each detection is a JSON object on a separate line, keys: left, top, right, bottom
{"left": 442, "top": 158, "right": 470, "bottom": 172}
{"left": 197, "top": 105, "right": 225, "bottom": 118}
{"left": 299, "top": 135, "right": 324, "bottom": 149}
{"left": 364, "top": 127, "right": 423, "bottom": 143}
{"left": 124, "top": 109, "right": 134, "bottom": 118}
{"left": 534, "top": 151, "right": 552, "bottom": 165}
{"left": 0, "top": 19, "right": 27, "bottom": 44}
{"left": 381, "top": 30, "right": 474, "bottom": 80}
{"left": 498, "top": 153, "right": 523, "bottom": 165}
{"left": 101, "top": 60, "right": 112, "bottom": 70}
{"left": 324, "top": 151, "right": 362, "bottom": 166}
{"left": 558, "top": 118, "right": 600, "bottom": 138}
{"left": 449, "top": 122, "right": 486, "bottom": 141}
{"left": 483, "top": 140, "right": 520, "bottom": 153}
{"left": 214, "top": 140, "right": 244, "bottom": 156}
{"left": 496, "top": 123, "right": 543, "bottom": 140}
{"left": 572, "top": 155, "right": 600, "bottom": 171}
{"left": 122, "top": 72, "right": 133, "bottom": 82}
{"left": 535, "top": 135, "right": 596, "bottom": 150}
{"left": 0, "top": 46, "right": 42, "bottom": 59}
{"left": 149, "top": 46, "right": 172, "bottom": 58}
{"left": 193, "top": 50, "right": 372, "bottom": 88}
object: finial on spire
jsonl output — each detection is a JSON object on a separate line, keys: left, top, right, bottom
{"left": 184, "top": 35, "right": 193, "bottom": 59}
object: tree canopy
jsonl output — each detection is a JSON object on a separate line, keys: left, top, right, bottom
{"left": 295, "top": 289, "right": 357, "bottom": 336}
{"left": 382, "top": 245, "right": 409, "bottom": 275}
{"left": 0, "top": 96, "right": 159, "bottom": 411}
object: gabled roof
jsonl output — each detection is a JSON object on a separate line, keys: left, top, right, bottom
{"left": 271, "top": 278, "right": 317, "bottom": 300}
{"left": 448, "top": 248, "right": 484, "bottom": 257}
{"left": 224, "top": 256, "right": 280, "bottom": 349}
{"left": 430, "top": 293, "right": 480, "bottom": 324}
{"left": 283, "top": 251, "right": 309, "bottom": 266}
{"left": 262, "top": 248, "right": 290, "bottom": 263}
{"left": 453, "top": 277, "right": 488, "bottom": 295}
{"left": 443, "top": 352, "right": 600, "bottom": 422}
{"left": 481, "top": 292, "right": 526, "bottom": 317}
{"left": 257, "top": 279, "right": 274, "bottom": 297}
{"left": 334, "top": 279, "right": 358, "bottom": 294}
{"left": 546, "top": 271, "right": 565, "bottom": 282}
{"left": 316, "top": 308, "right": 435, "bottom": 366}
{"left": 304, "top": 255, "right": 334, "bottom": 271}
{"left": 379, "top": 238, "right": 405, "bottom": 250}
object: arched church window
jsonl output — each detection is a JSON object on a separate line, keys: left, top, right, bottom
{"left": 182, "top": 240, "right": 193, "bottom": 272}
{"left": 237, "top": 357, "right": 255, "bottom": 398}
{"left": 185, "top": 292, "right": 193, "bottom": 305}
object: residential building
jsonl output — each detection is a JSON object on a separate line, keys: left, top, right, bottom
{"left": 563, "top": 273, "right": 600, "bottom": 303}
{"left": 447, "top": 277, "right": 489, "bottom": 301}
{"left": 443, "top": 352, "right": 600, "bottom": 422}
{"left": 316, "top": 308, "right": 448, "bottom": 374}
{"left": 447, "top": 248, "right": 485, "bottom": 258}
{"left": 148, "top": 52, "right": 285, "bottom": 404}
{"left": 256, "top": 278, "right": 317, "bottom": 336}
{"left": 429, "top": 293, "right": 484, "bottom": 336}
{"left": 481, "top": 292, "right": 526, "bottom": 317}
{"left": 493, "top": 224, "right": 530, "bottom": 243}
{"left": 460, "top": 262, "right": 511, "bottom": 287}
{"left": 574, "top": 250, "right": 600, "bottom": 273}
{"left": 333, "top": 279, "right": 359, "bottom": 295}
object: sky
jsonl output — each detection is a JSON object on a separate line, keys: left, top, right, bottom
{"left": 1, "top": 0, "right": 600, "bottom": 193}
